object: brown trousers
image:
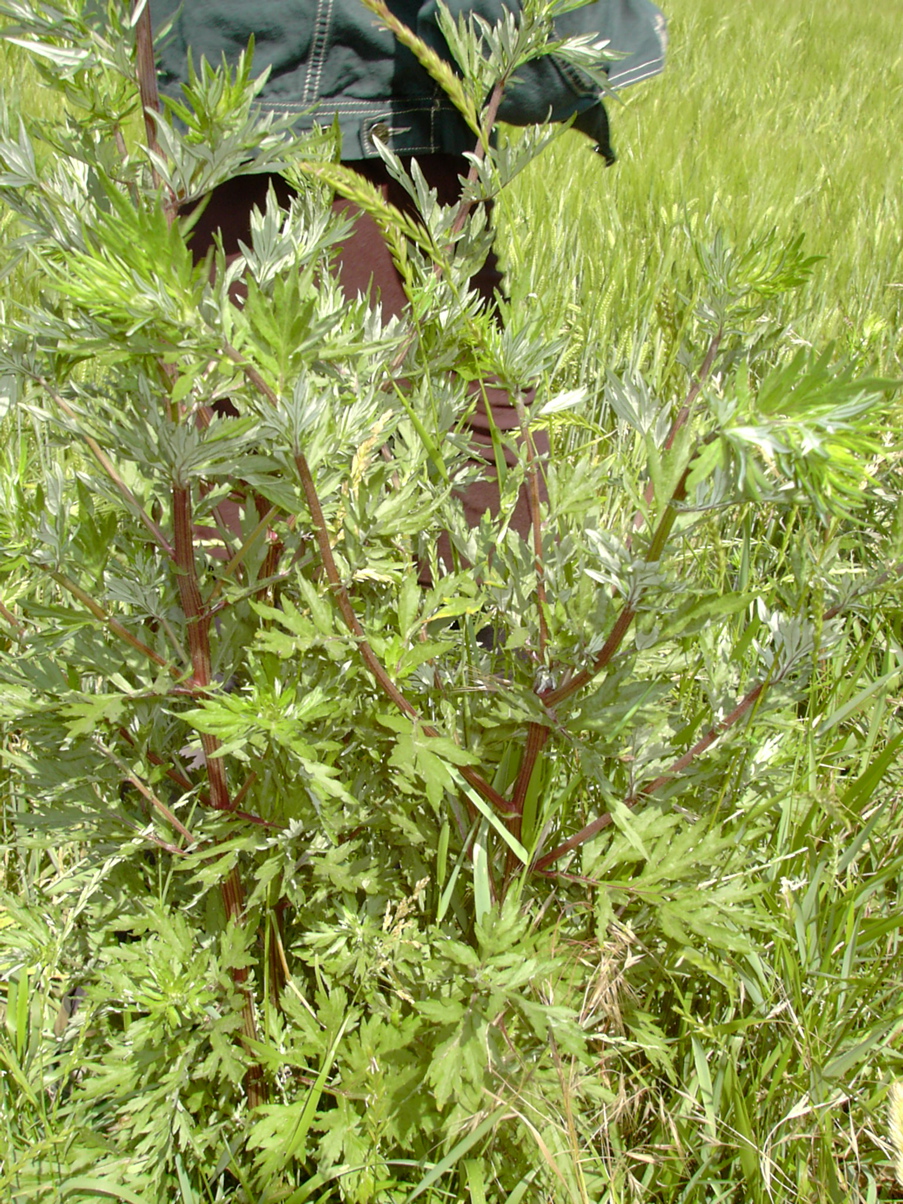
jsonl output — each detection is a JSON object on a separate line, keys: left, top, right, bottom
{"left": 188, "top": 156, "right": 546, "bottom": 545}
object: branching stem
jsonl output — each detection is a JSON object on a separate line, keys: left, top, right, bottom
{"left": 293, "top": 448, "right": 514, "bottom": 815}
{"left": 221, "top": 342, "right": 513, "bottom": 816}
{"left": 171, "top": 485, "right": 231, "bottom": 807}
{"left": 506, "top": 442, "right": 696, "bottom": 871}
{"left": 171, "top": 478, "right": 266, "bottom": 1105}
{"left": 95, "top": 736, "right": 197, "bottom": 846}
{"left": 133, "top": 0, "right": 162, "bottom": 188}
{"left": 0, "top": 601, "right": 23, "bottom": 634}
{"left": 449, "top": 79, "right": 505, "bottom": 239}
{"left": 532, "top": 679, "right": 768, "bottom": 872}
{"left": 532, "top": 534, "right": 903, "bottom": 873}
{"left": 542, "top": 462, "right": 690, "bottom": 712}
{"left": 48, "top": 570, "right": 178, "bottom": 673}
{"left": 516, "top": 393, "right": 549, "bottom": 658}
{"left": 632, "top": 327, "right": 722, "bottom": 532}
{"left": 37, "top": 377, "right": 175, "bottom": 559}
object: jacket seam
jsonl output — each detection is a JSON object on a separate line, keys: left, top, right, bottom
{"left": 303, "top": 0, "right": 333, "bottom": 104}
{"left": 263, "top": 99, "right": 451, "bottom": 116}
{"left": 608, "top": 54, "right": 666, "bottom": 89}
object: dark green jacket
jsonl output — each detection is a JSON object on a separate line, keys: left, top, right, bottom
{"left": 154, "top": 0, "right": 667, "bottom": 161}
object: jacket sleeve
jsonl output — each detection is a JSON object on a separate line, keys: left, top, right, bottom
{"left": 416, "top": 0, "right": 667, "bottom": 158}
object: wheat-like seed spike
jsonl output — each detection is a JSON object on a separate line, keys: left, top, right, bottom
{"left": 888, "top": 1082, "right": 903, "bottom": 1187}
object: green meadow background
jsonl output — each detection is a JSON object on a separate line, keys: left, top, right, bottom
{"left": 499, "top": 0, "right": 902, "bottom": 382}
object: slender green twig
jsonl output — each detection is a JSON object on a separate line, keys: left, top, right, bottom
{"left": 506, "top": 427, "right": 696, "bottom": 866}
{"left": 516, "top": 392, "right": 549, "bottom": 660}
{"left": 632, "top": 327, "right": 722, "bottom": 532}
{"left": 94, "top": 736, "right": 197, "bottom": 847}
{"left": 293, "top": 447, "right": 514, "bottom": 815}
{"left": 449, "top": 79, "right": 506, "bottom": 238}
{"left": 542, "top": 462, "right": 691, "bottom": 712}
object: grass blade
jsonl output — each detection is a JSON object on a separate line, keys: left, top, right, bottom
{"left": 408, "top": 1109, "right": 509, "bottom": 1201}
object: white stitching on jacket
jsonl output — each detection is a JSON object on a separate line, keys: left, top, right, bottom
{"left": 609, "top": 55, "right": 666, "bottom": 89}
{"left": 303, "top": 0, "right": 333, "bottom": 104}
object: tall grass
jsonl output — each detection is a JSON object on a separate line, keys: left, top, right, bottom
{"left": 499, "top": 0, "right": 903, "bottom": 383}
{"left": 494, "top": 7, "right": 903, "bottom": 1197}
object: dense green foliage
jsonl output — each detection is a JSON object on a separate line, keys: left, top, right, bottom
{"left": 1, "top": 2, "right": 902, "bottom": 1202}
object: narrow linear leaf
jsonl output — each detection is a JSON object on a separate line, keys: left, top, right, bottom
{"left": 408, "top": 1108, "right": 510, "bottom": 1201}
{"left": 62, "top": 1180, "right": 152, "bottom": 1204}
{"left": 460, "top": 782, "right": 529, "bottom": 864}
{"left": 817, "top": 670, "right": 900, "bottom": 736}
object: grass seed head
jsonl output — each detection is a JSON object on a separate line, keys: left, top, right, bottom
{"left": 888, "top": 1082, "right": 903, "bottom": 1187}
